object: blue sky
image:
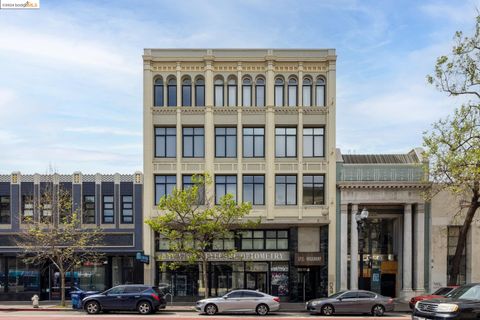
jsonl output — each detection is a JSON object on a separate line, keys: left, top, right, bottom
{"left": 0, "top": 0, "right": 477, "bottom": 173}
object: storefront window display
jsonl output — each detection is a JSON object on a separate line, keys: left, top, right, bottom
{"left": 7, "top": 258, "right": 40, "bottom": 293}
{"left": 271, "top": 262, "right": 289, "bottom": 296}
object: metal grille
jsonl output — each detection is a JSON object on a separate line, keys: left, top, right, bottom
{"left": 417, "top": 302, "right": 438, "bottom": 313}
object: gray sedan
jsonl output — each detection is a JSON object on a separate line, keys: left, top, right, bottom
{"left": 195, "top": 289, "right": 281, "bottom": 316}
{"left": 306, "top": 290, "right": 394, "bottom": 316}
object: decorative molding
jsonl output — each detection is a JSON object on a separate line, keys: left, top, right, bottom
{"left": 337, "top": 182, "right": 429, "bottom": 189}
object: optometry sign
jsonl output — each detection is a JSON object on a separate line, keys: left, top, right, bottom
{"left": 156, "top": 251, "right": 290, "bottom": 262}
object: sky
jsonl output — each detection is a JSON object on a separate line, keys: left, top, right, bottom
{"left": 0, "top": 0, "right": 478, "bottom": 174}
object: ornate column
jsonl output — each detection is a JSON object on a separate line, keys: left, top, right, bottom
{"left": 340, "top": 203, "right": 349, "bottom": 290}
{"left": 414, "top": 203, "right": 425, "bottom": 293}
{"left": 350, "top": 204, "right": 359, "bottom": 290}
{"left": 403, "top": 203, "right": 413, "bottom": 296}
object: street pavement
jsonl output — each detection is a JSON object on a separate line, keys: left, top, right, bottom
{"left": 0, "top": 310, "right": 412, "bottom": 319}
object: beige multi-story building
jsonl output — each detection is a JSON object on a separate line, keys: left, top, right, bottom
{"left": 142, "top": 49, "right": 337, "bottom": 301}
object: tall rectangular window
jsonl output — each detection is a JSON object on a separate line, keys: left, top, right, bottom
{"left": 167, "top": 79, "right": 176, "bottom": 107}
{"left": 275, "top": 85, "right": 284, "bottom": 106}
{"left": 243, "top": 175, "right": 265, "bottom": 205}
{"left": 155, "top": 175, "right": 176, "bottom": 205}
{"left": 182, "top": 83, "right": 191, "bottom": 106}
{"left": 0, "top": 196, "right": 10, "bottom": 224}
{"left": 447, "top": 226, "right": 467, "bottom": 285}
{"left": 195, "top": 80, "right": 205, "bottom": 106}
{"left": 303, "top": 175, "right": 325, "bottom": 205}
{"left": 121, "top": 195, "right": 133, "bottom": 224}
{"left": 155, "top": 127, "right": 176, "bottom": 158}
{"left": 243, "top": 127, "right": 264, "bottom": 158}
{"left": 102, "top": 195, "right": 114, "bottom": 224}
{"left": 303, "top": 85, "right": 312, "bottom": 107}
{"left": 215, "top": 175, "right": 237, "bottom": 204}
{"left": 22, "top": 195, "right": 34, "bottom": 222}
{"left": 228, "top": 84, "right": 237, "bottom": 106}
{"left": 275, "top": 175, "right": 297, "bottom": 205}
{"left": 183, "top": 127, "right": 204, "bottom": 158}
{"left": 255, "top": 80, "right": 265, "bottom": 107}
{"left": 288, "top": 84, "right": 297, "bottom": 106}
{"left": 214, "top": 84, "right": 224, "bottom": 106}
{"left": 83, "top": 195, "right": 96, "bottom": 224}
{"left": 275, "top": 128, "right": 297, "bottom": 157}
{"left": 215, "top": 127, "right": 237, "bottom": 158}
{"left": 242, "top": 84, "right": 252, "bottom": 107}
{"left": 154, "top": 80, "right": 163, "bottom": 107}
{"left": 182, "top": 175, "right": 205, "bottom": 205}
{"left": 303, "top": 128, "right": 324, "bottom": 157}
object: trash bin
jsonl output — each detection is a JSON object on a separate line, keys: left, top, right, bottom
{"left": 71, "top": 291, "right": 82, "bottom": 309}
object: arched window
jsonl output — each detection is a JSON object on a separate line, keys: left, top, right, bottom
{"left": 195, "top": 77, "right": 205, "bottom": 107}
{"left": 288, "top": 77, "right": 298, "bottom": 107}
{"left": 214, "top": 78, "right": 224, "bottom": 107}
{"left": 182, "top": 77, "right": 192, "bottom": 107}
{"left": 316, "top": 77, "right": 326, "bottom": 107}
{"left": 154, "top": 77, "right": 163, "bottom": 107}
{"left": 227, "top": 77, "right": 237, "bottom": 107}
{"left": 303, "top": 77, "right": 312, "bottom": 107}
{"left": 167, "top": 77, "right": 177, "bottom": 107}
{"left": 242, "top": 77, "right": 252, "bottom": 107}
{"left": 274, "top": 77, "right": 284, "bottom": 107}
{"left": 255, "top": 77, "right": 265, "bottom": 107}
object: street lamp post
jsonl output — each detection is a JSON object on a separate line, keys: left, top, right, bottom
{"left": 355, "top": 207, "right": 369, "bottom": 290}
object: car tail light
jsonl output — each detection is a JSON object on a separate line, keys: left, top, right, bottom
{"left": 273, "top": 297, "right": 280, "bottom": 302}
{"left": 151, "top": 293, "right": 160, "bottom": 301}
{"left": 388, "top": 298, "right": 393, "bottom": 303}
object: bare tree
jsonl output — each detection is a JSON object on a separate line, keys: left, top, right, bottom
{"left": 16, "top": 174, "right": 104, "bottom": 307}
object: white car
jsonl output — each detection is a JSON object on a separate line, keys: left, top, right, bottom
{"left": 195, "top": 289, "right": 281, "bottom": 316}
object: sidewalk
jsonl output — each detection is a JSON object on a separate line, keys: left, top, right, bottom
{"left": 0, "top": 301, "right": 412, "bottom": 313}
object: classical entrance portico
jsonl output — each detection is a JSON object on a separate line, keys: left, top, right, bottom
{"left": 336, "top": 149, "right": 429, "bottom": 300}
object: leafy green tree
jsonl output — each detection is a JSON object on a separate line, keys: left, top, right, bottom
{"left": 425, "top": 15, "right": 480, "bottom": 285}
{"left": 146, "top": 174, "right": 256, "bottom": 298}
{"left": 16, "top": 179, "right": 104, "bottom": 307}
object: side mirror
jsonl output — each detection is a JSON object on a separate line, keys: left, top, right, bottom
{"left": 337, "top": 298, "right": 342, "bottom": 301}
{"left": 223, "top": 296, "right": 228, "bottom": 299}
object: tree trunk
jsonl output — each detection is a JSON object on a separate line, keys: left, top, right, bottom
{"left": 60, "top": 269, "right": 66, "bottom": 307}
{"left": 448, "top": 196, "right": 479, "bottom": 285}
{"left": 203, "top": 259, "right": 209, "bottom": 298}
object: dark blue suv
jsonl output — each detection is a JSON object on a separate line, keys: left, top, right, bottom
{"left": 82, "top": 284, "right": 167, "bottom": 314}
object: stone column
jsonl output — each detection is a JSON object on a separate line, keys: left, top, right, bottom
{"left": 340, "top": 203, "right": 349, "bottom": 290}
{"left": 350, "top": 204, "right": 359, "bottom": 290}
{"left": 403, "top": 203, "right": 413, "bottom": 295}
{"left": 204, "top": 58, "right": 215, "bottom": 199}
{"left": 265, "top": 57, "right": 275, "bottom": 220}
{"left": 414, "top": 203, "right": 425, "bottom": 293}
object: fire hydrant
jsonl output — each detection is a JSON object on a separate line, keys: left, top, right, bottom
{"left": 31, "top": 294, "right": 39, "bottom": 308}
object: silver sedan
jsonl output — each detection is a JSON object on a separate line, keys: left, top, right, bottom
{"left": 306, "top": 290, "right": 394, "bottom": 316}
{"left": 195, "top": 289, "right": 281, "bottom": 316}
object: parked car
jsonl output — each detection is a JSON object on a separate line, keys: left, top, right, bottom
{"left": 413, "top": 283, "right": 480, "bottom": 320}
{"left": 306, "top": 290, "right": 394, "bottom": 316}
{"left": 195, "top": 289, "right": 280, "bottom": 316}
{"left": 409, "top": 286, "right": 458, "bottom": 309}
{"left": 82, "top": 284, "right": 166, "bottom": 315}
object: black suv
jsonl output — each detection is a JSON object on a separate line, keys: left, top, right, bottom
{"left": 82, "top": 284, "right": 167, "bottom": 315}
{"left": 413, "top": 283, "right": 480, "bottom": 320}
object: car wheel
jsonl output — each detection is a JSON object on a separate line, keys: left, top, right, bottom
{"left": 137, "top": 301, "right": 152, "bottom": 315}
{"left": 372, "top": 304, "right": 385, "bottom": 316}
{"left": 84, "top": 301, "right": 100, "bottom": 314}
{"left": 204, "top": 303, "right": 218, "bottom": 315}
{"left": 256, "top": 304, "right": 269, "bottom": 316}
{"left": 321, "top": 304, "right": 335, "bottom": 316}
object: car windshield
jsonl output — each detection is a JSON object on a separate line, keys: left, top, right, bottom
{"left": 328, "top": 291, "right": 347, "bottom": 299}
{"left": 447, "top": 285, "right": 480, "bottom": 300}
{"left": 433, "top": 287, "right": 453, "bottom": 296}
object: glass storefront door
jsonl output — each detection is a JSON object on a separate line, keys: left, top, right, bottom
{"left": 246, "top": 272, "right": 267, "bottom": 293}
